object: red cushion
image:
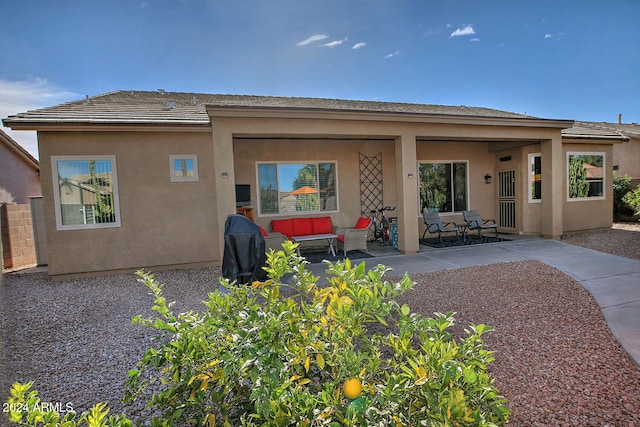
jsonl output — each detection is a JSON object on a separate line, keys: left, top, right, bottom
{"left": 271, "top": 219, "right": 293, "bottom": 238}
{"left": 312, "top": 216, "right": 333, "bottom": 234}
{"left": 354, "top": 217, "right": 371, "bottom": 229}
{"left": 292, "top": 217, "right": 314, "bottom": 236}
{"left": 258, "top": 225, "right": 268, "bottom": 237}
{"left": 337, "top": 235, "right": 345, "bottom": 243}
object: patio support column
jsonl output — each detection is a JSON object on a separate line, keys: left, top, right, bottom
{"left": 541, "top": 134, "right": 563, "bottom": 239}
{"left": 395, "top": 133, "right": 419, "bottom": 254}
{"left": 211, "top": 120, "right": 236, "bottom": 261}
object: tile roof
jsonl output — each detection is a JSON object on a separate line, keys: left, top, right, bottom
{"left": 2, "top": 90, "right": 544, "bottom": 127}
{"left": 575, "top": 121, "right": 640, "bottom": 139}
{"left": 562, "top": 121, "right": 629, "bottom": 141}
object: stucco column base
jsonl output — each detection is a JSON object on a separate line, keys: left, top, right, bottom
{"left": 542, "top": 234, "right": 563, "bottom": 240}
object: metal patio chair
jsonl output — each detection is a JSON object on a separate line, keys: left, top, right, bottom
{"left": 422, "top": 210, "right": 459, "bottom": 242}
{"left": 462, "top": 210, "right": 499, "bottom": 239}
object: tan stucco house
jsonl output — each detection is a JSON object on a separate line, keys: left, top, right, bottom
{"left": 0, "top": 129, "right": 40, "bottom": 204}
{"left": 1, "top": 91, "right": 626, "bottom": 278}
{"left": 575, "top": 121, "right": 640, "bottom": 187}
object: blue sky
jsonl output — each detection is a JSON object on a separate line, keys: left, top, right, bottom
{"left": 1, "top": 0, "right": 639, "bottom": 158}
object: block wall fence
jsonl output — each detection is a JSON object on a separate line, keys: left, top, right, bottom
{"left": 1, "top": 203, "right": 37, "bottom": 271}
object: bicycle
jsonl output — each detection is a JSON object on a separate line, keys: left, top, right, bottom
{"left": 369, "top": 206, "right": 396, "bottom": 245}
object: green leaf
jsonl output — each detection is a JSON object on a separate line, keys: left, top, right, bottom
{"left": 400, "top": 304, "right": 411, "bottom": 316}
{"left": 463, "top": 367, "right": 478, "bottom": 384}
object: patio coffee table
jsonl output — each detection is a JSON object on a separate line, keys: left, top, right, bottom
{"left": 291, "top": 233, "right": 338, "bottom": 257}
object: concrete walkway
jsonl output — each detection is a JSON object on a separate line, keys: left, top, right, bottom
{"left": 307, "top": 238, "right": 640, "bottom": 366}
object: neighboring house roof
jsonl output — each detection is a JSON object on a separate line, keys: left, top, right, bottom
{"left": 583, "top": 162, "right": 604, "bottom": 179}
{"left": 0, "top": 128, "right": 39, "bottom": 170}
{"left": 2, "top": 90, "right": 571, "bottom": 129}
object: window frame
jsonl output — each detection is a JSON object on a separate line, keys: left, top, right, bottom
{"left": 170, "top": 154, "right": 199, "bottom": 182}
{"left": 51, "top": 155, "right": 121, "bottom": 230}
{"left": 417, "top": 160, "right": 469, "bottom": 215}
{"left": 528, "top": 153, "right": 542, "bottom": 203}
{"left": 566, "top": 151, "right": 606, "bottom": 202}
{"left": 256, "top": 160, "right": 339, "bottom": 217}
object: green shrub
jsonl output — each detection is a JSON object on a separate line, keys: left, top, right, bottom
{"left": 613, "top": 173, "right": 632, "bottom": 220}
{"left": 623, "top": 184, "right": 640, "bottom": 217}
{"left": 125, "top": 240, "right": 510, "bottom": 426}
{"left": 4, "top": 381, "right": 132, "bottom": 427}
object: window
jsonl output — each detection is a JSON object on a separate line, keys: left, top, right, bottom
{"left": 170, "top": 155, "right": 198, "bottom": 182}
{"left": 51, "top": 155, "right": 120, "bottom": 230}
{"left": 567, "top": 152, "right": 605, "bottom": 200}
{"left": 257, "top": 162, "right": 337, "bottom": 215}
{"left": 418, "top": 162, "right": 468, "bottom": 213}
{"left": 529, "top": 153, "right": 542, "bottom": 202}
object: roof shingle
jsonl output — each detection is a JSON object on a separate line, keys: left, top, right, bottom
{"left": 3, "top": 90, "right": 541, "bottom": 127}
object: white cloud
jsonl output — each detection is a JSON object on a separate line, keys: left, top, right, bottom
{"left": 384, "top": 51, "right": 401, "bottom": 59}
{"left": 450, "top": 25, "right": 476, "bottom": 37}
{"left": 321, "top": 37, "right": 348, "bottom": 47}
{"left": 544, "top": 34, "right": 553, "bottom": 39}
{"left": 352, "top": 42, "right": 366, "bottom": 49}
{"left": 296, "top": 34, "right": 329, "bottom": 46}
{"left": 470, "top": 38, "right": 480, "bottom": 42}
{"left": 0, "top": 78, "right": 77, "bottom": 158}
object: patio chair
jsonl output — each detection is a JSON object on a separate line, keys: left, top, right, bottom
{"left": 462, "top": 210, "right": 498, "bottom": 239}
{"left": 422, "top": 210, "right": 459, "bottom": 242}
{"left": 336, "top": 217, "right": 371, "bottom": 255}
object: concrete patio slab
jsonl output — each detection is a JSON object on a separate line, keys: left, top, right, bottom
{"left": 582, "top": 272, "right": 640, "bottom": 308}
{"left": 418, "top": 244, "right": 530, "bottom": 269}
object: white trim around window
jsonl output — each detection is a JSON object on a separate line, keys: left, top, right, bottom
{"left": 566, "top": 151, "right": 606, "bottom": 201}
{"left": 170, "top": 154, "right": 199, "bottom": 182}
{"left": 51, "top": 155, "right": 121, "bottom": 230}
{"left": 528, "top": 153, "right": 542, "bottom": 203}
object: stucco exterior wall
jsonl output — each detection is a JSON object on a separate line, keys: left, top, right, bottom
{"left": 613, "top": 136, "right": 640, "bottom": 186}
{"left": 38, "top": 130, "right": 217, "bottom": 277}
{"left": 562, "top": 143, "right": 614, "bottom": 233}
{"left": 31, "top": 114, "right": 620, "bottom": 278}
{"left": 0, "top": 141, "right": 40, "bottom": 204}
{"left": 519, "top": 144, "right": 543, "bottom": 235}
{"left": 234, "top": 138, "right": 397, "bottom": 231}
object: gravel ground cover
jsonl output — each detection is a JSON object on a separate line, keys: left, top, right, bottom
{"left": 561, "top": 222, "right": 640, "bottom": 260}
{"left": 1, "top": 224, "right": 639, "bottom": 426}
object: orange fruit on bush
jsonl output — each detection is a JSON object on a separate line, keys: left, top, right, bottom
{"left": 343, "top": 377, "right": 362, "bottom": 399}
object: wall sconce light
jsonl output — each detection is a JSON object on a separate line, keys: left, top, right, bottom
{"left": 407, "top": 172, "right": 414, "bottom": 179}
{"left": 221, "top": 172, "right": 229, "bottom": 179}
{"left": 484, "top": 174, "right": 492, "bottom": 184}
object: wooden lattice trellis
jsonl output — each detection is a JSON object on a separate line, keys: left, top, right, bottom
{"left": 359, "top": 152, "right": 383, "bottom": 219}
